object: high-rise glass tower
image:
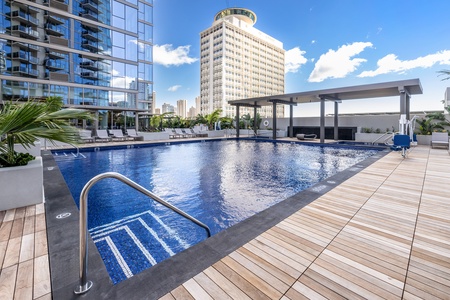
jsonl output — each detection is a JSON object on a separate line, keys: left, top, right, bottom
{"left": 0, "top": 0, "right": 153, "bottom": 129}
{"left": 200, "top": 8, "right": 285, "bottom": 118}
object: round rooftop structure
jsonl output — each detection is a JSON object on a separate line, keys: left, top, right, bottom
{"left": 214, "top": 8, "right": 257, "bottom": 25}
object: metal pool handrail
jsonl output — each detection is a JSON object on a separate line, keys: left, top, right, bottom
{"left": 74, "top": 172, "right": 211, "bottom": 295}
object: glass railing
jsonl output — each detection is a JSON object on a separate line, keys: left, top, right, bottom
{"left": 45, "top": 23, "right": 65, "bottom": 35}
{"left": 47, "top": 51, "right": 66, "bottom": 59}
{"left": 46, "top": 60, "right": 67, "bottom": 69}
{"left": 11, "top": 11, "right": 39, "bottom": 26}
{"left": 10, "top": 25, "right": 39, "bottom": 38}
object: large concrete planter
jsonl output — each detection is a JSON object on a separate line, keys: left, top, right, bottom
{"left": 0, "top": 157, "right": 44, "bottom": 211}
{"left": 416, "top": 135, "right": 432, "bottom": 146}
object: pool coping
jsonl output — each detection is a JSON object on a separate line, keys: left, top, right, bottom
{"left": 43, "top": 140, "right": 390, "bottom": 299}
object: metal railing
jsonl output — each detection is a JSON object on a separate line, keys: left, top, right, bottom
{"left": 74, "top": 172, "right": 211, "bottom": 295}
{"left": 372, "top": 132, "right": 393, "bottom": 145}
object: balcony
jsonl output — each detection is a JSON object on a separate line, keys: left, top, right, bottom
{"left": 80, "top": 10, "right": 98, "bottom": 21}
{"left": 10, "top": 66, "right": 39, "bottom": 77}
{"left": 11, "top": 11, "right": 39, "bottom": 27}
{"left": 9, "top": 25, "right": 39, "bottom": 40}
{"left": 12, "top": 42, "right": 40, "bottom": 52}
{"left": 45, "top": 23, "right": 65, "bottom": 36}
{"left": 81, "top": 22, "right": 101, "bottom": 33}
{"left": 46, "top": 60, "right": 66, "bottom": 71}
{"left": 81, "top": 30, "right": 100, "bottom": 42}
{"left": 81, "top": 40, "right": 98, "bottom": 52}
{"left": 80, "top": 71, "right": 97, "bottom": 79}
{"left": 43, "top": 0, "right": 69, "bottom": 12}
{"left": 79, "top": 59, "right": 102, "bottom": 71}
{"left": 45, "top": 12, "right": 66, "bottom": 25}
{"left": 47, "top": 50, "right": 66, "bottom": 59}
{"left": 81, "top": 0, "right": 101, "bottom": 14}
{"left": 8, "top": 51, "right": 39, "bottom": 64}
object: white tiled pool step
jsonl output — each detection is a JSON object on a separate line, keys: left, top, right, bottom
{"left": 89, "top": 210, "right": 190, "bottom": 281}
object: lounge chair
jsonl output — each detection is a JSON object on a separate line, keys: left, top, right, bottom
{"left": 296, "top": 133, "right": 317, "bottom": 140}
{"left": 79, "top": 130, "right": 94, "bottom": 143}
{"left": 94, "top": 129, "right": 112, "bottom": 142}
{"left": 192, "top": 127, "right": 208, "bottom": 137}
{"left": 431, "top": 132, "right": 449, "bottom": 149}
{"left": 174, "top": 128, "right": 190, "bottom": 138}
{"left": 390, "top": 134, "right": 410, "bottom": 158}
{"left": 126, "top": 129, "right": 143, "bottom": 141}
{"left": 164, "top": 128, "right": 177, "bottom": 139}
{"left": 110, "top": 129, "right": 133, "bottom": 141}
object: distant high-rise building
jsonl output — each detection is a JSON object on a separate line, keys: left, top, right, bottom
{"left": 155, "top": 108, "right": 161, "bottom": 115}
{"left": 177, "top": 99, "right": 187, "bottom": 118}
{"left": 188, "top": 106, "right": 196, "bottom": 119}
{"left": 195, "top": 96, "right": 201, "bottom": 115}
{"left": 162, "top": 103, "right": 174, "bottom": 114}
{"left": 151, "top": 91, "right": 157, "bottom": 115}
{"left": 200, "top": 8, "right": 285, "bottom": 118}
{"left": 0, "top": 0, "right": 153, "bottom": 129}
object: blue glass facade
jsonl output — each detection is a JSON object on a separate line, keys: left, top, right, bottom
{"left": 0, "top": 0, "right": 153, "bottom": 128}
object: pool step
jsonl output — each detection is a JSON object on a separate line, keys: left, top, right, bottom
{"left": 89, "top": 210, "right": 190, "bottom": 284}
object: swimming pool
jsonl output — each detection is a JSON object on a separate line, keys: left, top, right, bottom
{"left": 54, "top": 140, "right": 379, "bottom": 284}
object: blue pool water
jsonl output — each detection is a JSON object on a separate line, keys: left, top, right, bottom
{"left": 54, "top": 140, "right": 379, "bottom": 284}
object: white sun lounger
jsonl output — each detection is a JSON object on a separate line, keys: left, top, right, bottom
{"left": 126, "top": 129, "right": 143, "bottom": 141}
{"left": 431, "top": 132, "right": 449, "bottom": 149}
{"left": 95, "top": 130, "right": 112, "bottom": 142}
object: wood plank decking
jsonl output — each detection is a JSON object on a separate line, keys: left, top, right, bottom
{"left": 0, "top": 144, "right": 449, "bottom": 299}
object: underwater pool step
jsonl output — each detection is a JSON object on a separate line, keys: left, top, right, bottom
{"left": 89, "top": 210, "right": 191, "bottom": 284}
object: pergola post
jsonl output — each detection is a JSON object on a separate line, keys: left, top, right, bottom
{"left": 289, "top": 97, "right": 294, "bottom": 138}
{"left": 272, "top": 101, "right": 277, "bottom": 140}
{"left": 334, "top": 101, "right": 339, "bottom": 141}
{"left": 406, "top": 94, "right": 410, "bottom": 120}
{"left": 253, "top": 102, "right": 257, "bottom": 136}
{"left": 135, "top": 114, "right": 139, "bottom": 131}
{"left": 320, "top": 97, "right": 325, "bottom": 143}
{"left": 236, "top": 105, "right": 240, "bottom": 138}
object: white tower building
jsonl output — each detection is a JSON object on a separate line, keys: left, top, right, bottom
{"left": 177, "top": 99, "right": 187, "bottom": 118}
{"left": 200, "top": 8, "right": 285, "bottom": 118}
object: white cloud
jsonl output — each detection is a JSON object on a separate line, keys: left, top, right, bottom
{"left": 285, "top": 47, "right": 308, "bottom": 73}
{"left": 308, "top": 42, "right": 373, "bottom": 82}
{"left": 154, "top": 44, "right": 198, "bottom": 67}
{"left": 168, "top": 85, "right": 182, "bottom": 92}
{"left": 358, "top": 50, "right": 450, "bottom": 78}
{"left": 311, "top": 40, "right": 316, "bottom": 44}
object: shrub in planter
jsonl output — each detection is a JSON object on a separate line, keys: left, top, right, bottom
{"left": 0, "top": 96, "right": 93, "bottom": 168}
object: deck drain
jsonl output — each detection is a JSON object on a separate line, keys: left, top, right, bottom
{"left": 327, "top": 180, "right": 336, "bottom": 184}
{"left": 311, "top": 185, "right": 327, "bottom": 193}
{"left": 56, "top": 212, "right": 71, "bottom": 219}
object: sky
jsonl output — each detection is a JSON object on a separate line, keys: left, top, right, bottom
{"left": 153, "top": 0, "right": 450, "bottom": 117}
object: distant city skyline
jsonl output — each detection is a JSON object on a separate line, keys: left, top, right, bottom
{"left": 153, "top": 0, "right": 450, "bottom": 117}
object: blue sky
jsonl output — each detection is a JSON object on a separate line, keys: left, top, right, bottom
{"left": 153, "top": 0, "right": 450, "bottom": 117}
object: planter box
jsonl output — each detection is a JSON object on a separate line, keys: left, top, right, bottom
{"left": 416, "top": 135, "right": 432, "bottom": 146}
{"left": 139, "top": 132, "right": 171, "bottom": 141}
{"left": 0, "top": 157, "right": 44, "bottom": 211}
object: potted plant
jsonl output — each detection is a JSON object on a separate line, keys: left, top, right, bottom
{"left": 0, "top": 96, "right": 93, "bottom": 210}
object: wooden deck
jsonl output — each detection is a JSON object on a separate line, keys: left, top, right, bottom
{"left": 161, "top": 146, "right": 450, "bottom": 299}
{"left": 0, "top": 144, "right": 449, "bottom": 299}
{"left": 0, "top": 203, "right": 51, "bottom": 300}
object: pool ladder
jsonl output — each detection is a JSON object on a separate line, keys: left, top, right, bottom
{"left": 74, "top": 172, "right": 211, "bottom": 295}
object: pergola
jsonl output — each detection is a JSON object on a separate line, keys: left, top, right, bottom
{"left": 229, "top": 78, "right": 423, "bottom": 143}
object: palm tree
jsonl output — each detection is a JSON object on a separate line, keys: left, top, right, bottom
{"left": 0, "top": 97, "right": 93, "bottom": 167}
{"left": 415, "top": 112, "right": 449, "bottom": 135}
{"left": 438, "top": 69, "right": 450, "bottom": 81}
{"left": 205, "top": 109, "right": 222, "bottom": 130}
